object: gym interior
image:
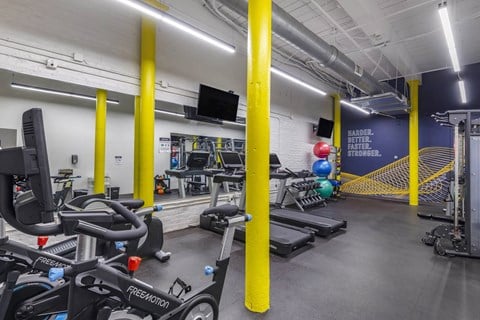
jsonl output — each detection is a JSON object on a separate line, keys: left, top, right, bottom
{"left": 0, "top": 0, "right": 480, "bottom": 319}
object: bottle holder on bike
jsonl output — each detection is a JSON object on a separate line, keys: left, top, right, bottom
{"left": 168, "top": 277, "right": 192, "bottom": 298}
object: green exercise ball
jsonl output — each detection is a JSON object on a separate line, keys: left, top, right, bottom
{"left": 316, "top": 179, "right": 333, "bottom": 198}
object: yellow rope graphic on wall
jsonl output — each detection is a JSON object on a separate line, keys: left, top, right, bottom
{"left": 341, "top": 147, "right": 454, "bottom": 203}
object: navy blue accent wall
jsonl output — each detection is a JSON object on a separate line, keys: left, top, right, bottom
{"left": 341, "top": 62, "right": 480, "bottom": 176}
{"left": 341, "top": 108, "right": 409, "bottom": 176}
{"left": 419, "top": 113, "right": 454, "bottom": 148}
{"left": 419, "top": 63, "right": 480, "bottom": 147}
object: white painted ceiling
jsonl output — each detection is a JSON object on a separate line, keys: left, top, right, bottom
{"left": 191, "top": 0, "right": 480, "bottom": 91}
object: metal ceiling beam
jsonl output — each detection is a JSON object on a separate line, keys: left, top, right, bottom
{"left": 216, "top": 0, "right": 393, "bottom": 95}
{"left": 335, "top": 0, "right": 419, "bottom": 78}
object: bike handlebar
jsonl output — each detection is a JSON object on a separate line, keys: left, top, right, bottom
{"left": 71, "top": 200, "right": 148, "bottom": 241}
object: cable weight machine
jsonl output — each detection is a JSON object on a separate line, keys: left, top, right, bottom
{"left": 424, "top": 110, "right": 480, "bottom": 257}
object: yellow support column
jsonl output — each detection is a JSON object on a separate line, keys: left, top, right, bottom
{"left": 136, "top": 17, "right": 156, "bottom": 207}
{"left": 332, "top": 93, "right": 341, "bottom": 181}
{"left": 333, "top": 93, "right": 341, "bottom": 149}
{"left": 245, "top": 0, "right": 271, "bottom": 313}
{"left": 94, "top": 89, "right": 107, "bottom": 194}
{"left": 193, "top": 136, "right": 198, "bottom": 150}
{"left": 408, "top": 80, "right": 420, "bottom": 206}
{"left": 133, "top": 96, "right": 141, "bottom": 198}
{"left": 216, "top": 137, "right": 222, "bottom": 165}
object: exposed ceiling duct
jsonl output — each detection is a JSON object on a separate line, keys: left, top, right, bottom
{"left": 215, "top": 0, "right": 397, "bottom": 96}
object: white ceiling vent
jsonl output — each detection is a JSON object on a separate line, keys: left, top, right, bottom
{"left": 351, "top": 92, "right": 410, "bottom": 115}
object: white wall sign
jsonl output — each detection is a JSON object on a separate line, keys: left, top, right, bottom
{"left": 158, "top": 137, "right": 171, "bottom": 153}
{"left": 347, "top": 128, "right": 382, "bottom": 157}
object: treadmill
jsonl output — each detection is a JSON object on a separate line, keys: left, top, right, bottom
{"left": 165, "top": 151, "right": 220, "bottom": 198}
{"left": 269, "top": 153, "right": 347, "bottom": 237}
{"left": 200, "top": 151, "right": 315, "bottom": 256}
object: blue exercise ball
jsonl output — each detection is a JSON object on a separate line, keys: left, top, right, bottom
{"left": 171, "top": 157, "right": 178, "bottom": 168}
{"left": 312, "top": 159, "right": 332, "bottom": 177}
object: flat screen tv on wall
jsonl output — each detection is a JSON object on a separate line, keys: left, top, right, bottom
{"left": 197, "top": 84, "right": 239, "bottom": 122}
{"left": 316, "top": 117, "right": 334, "bottom": 138}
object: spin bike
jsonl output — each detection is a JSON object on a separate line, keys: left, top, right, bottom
{"left": 3, "top": 197, "right": 248, "bottom": 319}
{"left": 0, "top": 107, "right": 250, "bottom": 319}
{"left": 42, "top": 193, "right": 171, "bottom": 263}
{"left": 0, "top": 194, "right": 164, "bottom": 319}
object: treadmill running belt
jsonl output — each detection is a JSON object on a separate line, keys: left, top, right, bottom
{"left": 270, "top": 208, "right": 346, "bottom": 237}
{"left": 199, "top": 214, "right": 314, "bottom": 256}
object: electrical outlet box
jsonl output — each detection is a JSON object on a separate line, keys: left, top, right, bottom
{"left": 71, "top": 154, "right": 78, "bottom": 165}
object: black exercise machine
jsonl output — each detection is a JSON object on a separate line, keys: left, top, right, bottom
{"left": 269, "top": 154, "right": 347, "bottom": 236}
{"left": 0, "top": 109, "right": 170, "bottom": 262}
{"left": 165, "top": 150, "right": 222, "bottom": 198}
{"left": 422, "top": 110, "right": 480, "bottom": 257}
{"left": 38, "top": 193, "right": 172, "bottom": 262}
{"left": 417, "top": 170, "right": 462, "bottom": 223}
{"left": 51, "top": 168, "right": 81, "bottom": 209}
{"left": 200, "top": 151, "right": 316, "bottom": 256}
{"left": 0, "top": 108, "right": 248, "bottom": 320}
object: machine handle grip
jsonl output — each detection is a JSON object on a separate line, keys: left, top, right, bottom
{"left": 224, "top": 213, "right": 252, "bottom": 227}
{"left": 74, "top": 201, "right": 147, "bottom": 241}
{"left": 116, "top": 199, "right": 144, "bottom": 210}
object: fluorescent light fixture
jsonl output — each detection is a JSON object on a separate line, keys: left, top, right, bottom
{"left": 223, "top": 120, "right": 246, "bottom": 127}
{"left": 11, "top": 83, "right": 119, "bottom": 105}
{"left": 340, "top": 99, "right": 370, "bottom": 115}
{"left": 154, "top": 109, "right": 245, "bottom": 126}
{"left": 438, "top": 4, "right": 460, "bottom": 72}
{"left": 154, "top": 109, "right": 185, "bottom": 118}
{"left": 114, "top": 0, "right": 235, "bottom": 53}
{"left": 161, "top": 16, "right": 235, "bottom": 53}
{"left": 458, "top": 80, "right": 467, "bottom": 104}
{"left": 271, "top": 67, "right": 327, "bottom": 96}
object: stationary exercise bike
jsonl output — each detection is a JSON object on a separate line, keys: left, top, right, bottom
{"left": 4, "top": 198, "right": 248, "bottom": 320}
{"left": 0, "top": 108, "right": 249, "bottom": 319}
{"left": 0, "top": 109, "right": 160, "bottom": 317}
{"left": 2, "top": 180, "right": 247, "bottom": 320}
{"left": 2, "top": 194, "right": 247, "bottom": 320}
{"left": 42, "top": 193, "right": 171, "bottom": 263}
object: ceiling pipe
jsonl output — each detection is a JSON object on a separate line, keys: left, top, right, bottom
{"left": 216, "top": 0, "right": 395, "bottom": 95}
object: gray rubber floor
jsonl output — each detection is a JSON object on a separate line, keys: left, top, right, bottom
{"left": 135, "top": 197, "right": 480, "bottom": 320}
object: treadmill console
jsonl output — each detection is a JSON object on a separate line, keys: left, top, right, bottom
{"left": 270, "top": 153, "right": 282, "bottom": 170}
{"left": 219, "top": 151, "right": 244, "bottom": 170}
{"left": 186, "top": 151, "right": 210, "bottom": 170}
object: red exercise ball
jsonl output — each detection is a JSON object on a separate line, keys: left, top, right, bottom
{"left": 313, "top": 142, "right": 331, "bottom": 158}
